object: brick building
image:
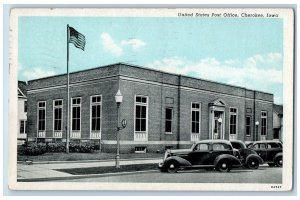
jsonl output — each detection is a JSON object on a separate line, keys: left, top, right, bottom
{"left": 26, "top": 63, "right": 274, "bottom": 153}
{"left": 273, "top": 104, "right": 283, "bottom": 140}
{"left": 18, "top": 81, "right": 27, "bottom": 145}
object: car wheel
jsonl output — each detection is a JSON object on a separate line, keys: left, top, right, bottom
{"left": 167, "top": 161, "right": 179, "bottom": 173}
{"left": 216, "top": 160, "right": 231, "bottom": 172}
{"left": 275, "top": 156, "right": 283, "bottom": 167}
{"left": 247, "top": 158, "right": 259, "bottom": 169}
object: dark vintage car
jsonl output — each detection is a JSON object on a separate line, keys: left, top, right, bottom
{"left": 245, "top": 142, "right": 254, "bottom": 149}
{"left": 230, "top": 140, "right": 264, "bottom": 169}
{"left": 158, "top": 140, "right": 242, "bottom": 173}
{"left": 248, "top": 140, "right": 283, "bottom": 167}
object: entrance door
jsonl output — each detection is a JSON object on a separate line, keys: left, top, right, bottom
{"left": 273, "top": 128, "right": 280, "bottom": 139}
{"left": 213, "top": 111, "right": 223, "bottom": 139}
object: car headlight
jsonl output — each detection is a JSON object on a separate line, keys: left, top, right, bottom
{"left": 164, "top": 151, "right": 170, "bottom": 161}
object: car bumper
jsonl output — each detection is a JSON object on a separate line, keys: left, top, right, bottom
{"left": 158, "top": 162, "right": 164, "bottom": 169}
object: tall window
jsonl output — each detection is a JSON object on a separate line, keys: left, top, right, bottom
{"left": 246, "top": 115, "right": 251, "bottom": 136}
{"left": 91, "top": 95, "right": 102, "bottom": 132}
{"left": 229, "top": 108, "right": 237, "bottom": 135}
{"left": 24, "top": 101, "right": 27, "bottom": 112}
{"left": 38, "top": 101, "right": 46, "bottom": 131}
{"left": 53, "top": 100, "right": 63, "bottom": 131}
{"left": 72, "top": 97, "right": 81, "bottom": 131}
{"left": 165, "top": 108, "right": 173, "bottom": 133}
{"left": 135, "top": 96, "right": 148, "bottom": 132}
{"left": 191, "top": 103, "right": 200, "bottom": 133}
{"left": 261, "top": 111, "right": 267, "bottom": 135}
{"left": 20, "top": 120, "right": 26, "bottom": 134}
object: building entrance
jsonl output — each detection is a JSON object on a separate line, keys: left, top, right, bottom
{"left": 208, "top": 99, "right": 226, "bottom": 140}
{"left": 213, "top": 111, "right": 223, "bottom": 139}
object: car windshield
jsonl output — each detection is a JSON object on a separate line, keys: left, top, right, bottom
{"left": 231, "top": 142, "right": 246, "bottom": 149}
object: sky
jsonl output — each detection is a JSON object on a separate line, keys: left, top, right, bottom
{"left": 18, "top": 16, "right": 283, "bottom": 104}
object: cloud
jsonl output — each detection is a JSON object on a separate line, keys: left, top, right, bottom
{"left": 100, "top": 32, "right": 146, "bottom": 56}
{"left": 101, "top": 32, "right": 123, "bottom": 57}
{"left": 23, "top": 68, "right": 56, "bottom": 80}
{"left": 121, "top": 39, "right": 146, "bottom": 50}
{"left": 145, "top": 53, "right": 283, "bottom": 90}
{"left": 245, "top": 52, "right": 282, "bottom": 68}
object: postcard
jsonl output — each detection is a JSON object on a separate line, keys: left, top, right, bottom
{"left": 8, "top": 8, "right": 294, "bottom": 191}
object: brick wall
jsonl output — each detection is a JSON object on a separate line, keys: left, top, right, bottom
{"left": 26, "top": 63, "right": 274, "bottom": 153}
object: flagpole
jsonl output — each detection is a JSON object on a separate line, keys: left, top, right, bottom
{"left": 66, "top": 24, "right": 70, "bottom": 154}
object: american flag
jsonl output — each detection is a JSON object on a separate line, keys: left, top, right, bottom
{"left": 68, "top": 27, "right": 85, "bottom": 51}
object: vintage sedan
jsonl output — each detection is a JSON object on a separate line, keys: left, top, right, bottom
{"left": 230, "top": 140, "right": 264, "bottom": 169}
{"left": 158, "top": 140, "right": 242, "bottom": 173}
{"left": 248, "top": 140, "right": 283, "bottom": 167}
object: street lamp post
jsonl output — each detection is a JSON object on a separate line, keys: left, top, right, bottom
{"left": 255, "top": 121, "right": 259, "bottom": 141}
{"left": 115, "top": 89, "right": 123, "bottom": 168}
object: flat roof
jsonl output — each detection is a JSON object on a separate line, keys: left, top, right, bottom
{"left": 26, "top": 62, "right": 273, "bottom": 95}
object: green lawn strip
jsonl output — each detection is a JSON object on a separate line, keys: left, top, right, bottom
{"left": 18, "top": 152, "right": 163, "bottom": 162}
{"left": 56, "top": 163, "right": 158, "bottom": 175}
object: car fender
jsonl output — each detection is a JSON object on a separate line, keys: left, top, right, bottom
{"left": 245, "top": 154, "right": 264, "bottom": 164}
{"left": 214, "top": 154, "right": 242, "bottom": 167}
{"left": 165, "top": 156, "right": 192, "bottom": 167}
{"left": 273, "top": 152, "right": 283, "bottom": 162}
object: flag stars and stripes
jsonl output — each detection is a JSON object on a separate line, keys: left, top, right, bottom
{"left": 68, "top": 27, "right": 86, "bottom": 51}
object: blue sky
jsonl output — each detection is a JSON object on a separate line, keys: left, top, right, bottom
{"left": 18, "top": 16, "right": 283, "bottom": 104}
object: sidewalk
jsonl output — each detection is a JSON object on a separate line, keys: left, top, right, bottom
{"left": 17, "top": 158, "right": 162, "bottom": 182}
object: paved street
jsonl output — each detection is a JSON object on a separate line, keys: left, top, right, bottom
{"left": 54, "top": 166, "right": 282, "bottom": 183}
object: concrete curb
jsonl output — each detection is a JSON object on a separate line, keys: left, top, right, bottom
{"left": 17, "top": 169, "right": 158, "bottom": 182}
{"left": 17, "top": 157, "right": 162, "bottom": 165}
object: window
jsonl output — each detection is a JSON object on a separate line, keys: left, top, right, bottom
{"left": 191, "top": 103, "right": 200, "bottom": 133}
{"left": 213, "top": 143, "right": 231, "bottom": 150}
{"left": 261, "top": 111, "right": 267, "bottom": 135}
{"left": 135, "top": 147, "right": 147, "bottom": 153}
{"left": 135, "top": 96, "right": 148, "bottom": 132}
{"left": 267, "top": 143, "right": 280, "bottom": 149}
{"left": 194, "top": 143, "right": 209, "bottom": 151}
{"left": 165, "top": 108, "right": 173, "bottom": 133}
{"left": 24, "top": 101, "right": 27, "bottom": 112}
{"left": 91, "top": 95, "right": 102, "bottom": 132}
{"left": 38, "top": 101, "right": 46, "bottom": 131}
{"left": 20, "top": 120, "right": 26, "bottom": 134}
{"left": 229, "top": 108, "right": 237, "bottom": 135}
{"left": 53, "top": 100, "right": 63, "bottom": 131}
{"left": 246, "top": 115, "right": 251, "bottom": 136}
{"left": 72, "top": 97, "right": 81, "bottom": 131}
{"left": 231, "top": 142, "right": 242, "bottom": 150}
{"left": 253, "top": 143, "right": 266, "bottom": 149}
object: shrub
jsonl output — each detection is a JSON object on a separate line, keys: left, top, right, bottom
{"left": 18, "top": 142, "right": 98, "bottom": 155}
{"left": 46, "top": 142, "right": 66, "bottom": 152}
{"left": 18, "top": 143, "right": 46, "bottom": 156}
{"left": 69, "top": 143, "right": 95, "bottom": 153}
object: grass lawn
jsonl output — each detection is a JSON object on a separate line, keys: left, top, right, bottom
{"left": 56, "top": 163, "right": 158, "bottom": 175}
{"left": 17, "top": 152, "right": 164, "bottom": 162}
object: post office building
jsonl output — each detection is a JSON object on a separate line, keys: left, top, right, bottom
{"left": 26, "top": 63, "right": 275, "bottom": 153}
